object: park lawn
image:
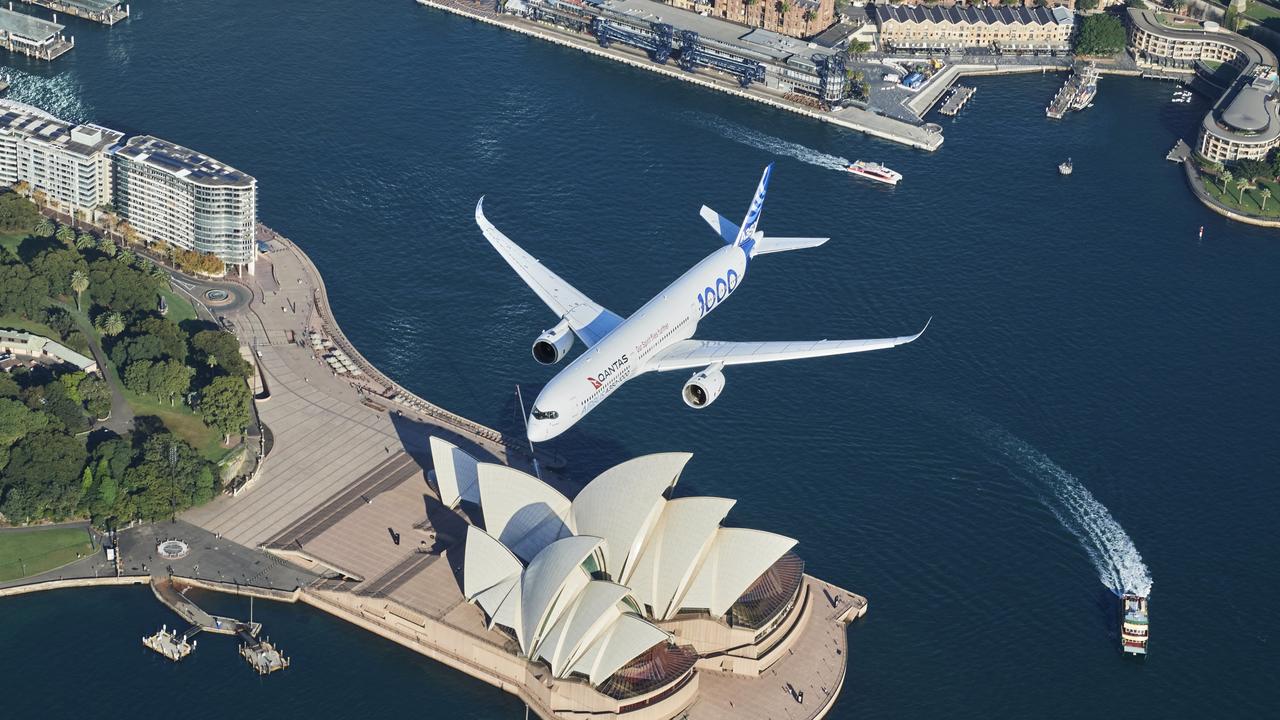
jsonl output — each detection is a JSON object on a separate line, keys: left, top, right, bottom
{"left": 122, "top": 388, "right": 229, "bottom": 462}
{"left": 0, "top": 526, "right": 94, "bottom": 581}
{"left": 159, "top": 288, "right": 198, "bottom": 324}
{"left": 0, "top": 312, "right": 64, "bottom": 338}
{"left": 0, "top": 231, "right": 28, "bottom": 254}
{"left": 1200, "top": 174, "right": 1280, "bottom": 216}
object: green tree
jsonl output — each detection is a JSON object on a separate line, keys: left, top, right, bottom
{"left": 1235, "top": 157, "right": 1271, "bottom": 181}
{"left": 55, "top": 225, "right": 75, "bottom": 245}
{"left": 32, "top": 248, "right": 88, "bottom": 297}
{"left": 70, "top": 268, "right": 89, "bottom": 311}
{"left": 96, "top": 311, "right": 125, "bottom": 337}
{"left": 34, "top": 217, "right": 55, "bottom": 237}
{"left": 1077, "top": 0, "right": 1099, "bottom": 10}
{"left": 95, "top": 236, "right": 117, "bottom": 257}
{"left": 1261, "top": 187, "right": 1272, "bottom": 211}
{"left": 0, "top": 397, "right": 50, "bottom": 449}
{"left": 1220, "top": 169, "right": 1233, "bottom": 194}
{"left": 75, "top": 232, "right": 95, "bottom": 250}
{"left": 123, "top": 360, "right": 155, "bottom": 397}
{"left": 1171, "top": 0, "right": 1184, "bottom": 11}
{"left": 845, "top": 40, "right": 870, "bottom": 61}
{"left": 1235, "top": 177, "right": 1249, "bottom": 204}
{"left": 0, "top": 430, "right": 88, "bottom": 522}
{"left": 199, "top": 375, "right": 251, "bottom": 443}
{"left": 191, "top": 330, "right": 252, "bottom": 377}
{"left": 1073, "top": 14, "right": 1126, "bottom": 56}
{"left": 150, "top": 360, "right": 194, "bottom": 407}
{"left": 1224, "top": 4, "right": 1240, "bottom": 32}
{"left": 78, "top": 374, "right": 112, "bottom": 419}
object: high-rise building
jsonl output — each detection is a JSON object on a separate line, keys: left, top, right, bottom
{"left": 112, "top": 135, "right": 257, "bottom": 275}
{"left": 0, "top": 101, "right": 121, "bottom": 217}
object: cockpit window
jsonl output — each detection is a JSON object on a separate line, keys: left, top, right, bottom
{"left": 531, "top": 407, "right": 558, "bottom": 420}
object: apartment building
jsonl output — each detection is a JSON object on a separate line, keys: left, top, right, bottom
{"left": 0, "top": 101, "right": 121, "bottom": 217}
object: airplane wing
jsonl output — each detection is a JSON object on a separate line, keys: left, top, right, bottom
{"left": 475, "top": 198, "right": 624, "bottom": 346}
{"left": 645, "top": 319, "right": 930, "bottom": 372}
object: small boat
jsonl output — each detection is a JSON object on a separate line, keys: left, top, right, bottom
{"left": 1058, "top": 158, "right": 1073, "bottom": 175}
{"left": 844, "top": 160, "right": 902, "bottom": 185}
{"left": 1120, "top": 593, "right": 1149, "bottom": 655}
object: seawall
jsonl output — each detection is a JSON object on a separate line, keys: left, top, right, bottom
{"left": 414, "top": 0, "right": 943, "bottom": 152}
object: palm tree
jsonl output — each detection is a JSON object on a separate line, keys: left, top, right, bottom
{"left": 70, "top": 269, "right": 89, "bottom": 312}
{"left": 96, "top": 311, "right": 125, "bottom": 337}
{"left": 1261, "top": 187, "right": 1272, "bottom": 212}
{"left": 55, "top": 225, "right": 75, "bottom": 245}
{"left": 34, "top": 217, "right": 55, "bottom": 237}
{"left": 1236, "top": 177, "right": 1249, "bottom": 204}
{"left": 96, "top": 236, "right": 117, "bottom": 257}
{"left": 75, "top": 232, "right": 95, "bottom": 250}
{"left": 1220, "top": 169, "right": 1233, "bottom": 194}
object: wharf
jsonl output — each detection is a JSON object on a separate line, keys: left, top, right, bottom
{"left": 939, "top": 85, "right": 975, "bottom": 116}
{"left": 1047, "top": 65, "right": 1099, "bottom": 119}
{"left": 14, "top": 0, "right": 127, "bottom": 25}
{"left": 415, "top": 0, "right": 943, "bottom": 151}
{"left": 0, "top": 7, "right": 72, "bottom": 61}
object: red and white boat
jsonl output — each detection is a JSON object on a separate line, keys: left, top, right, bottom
{"left": 844, "top": 160, "right": 902, "bottom": 186}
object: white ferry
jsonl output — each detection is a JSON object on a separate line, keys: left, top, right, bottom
{"left": 1120, "top": 593, "right": 1149, "bottom": 656}
{"left": 844, "top": 160, "right": 902, "bottom": 186}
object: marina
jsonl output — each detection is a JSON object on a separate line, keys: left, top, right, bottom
{"left": 1046, "top": 64, "right": 1099, "bottom": 120}
{"left": 938, "top": 85, "right": 976, "bottom": 117}
{"left": 145, "top": 576, "right": 290, "bottom": 674}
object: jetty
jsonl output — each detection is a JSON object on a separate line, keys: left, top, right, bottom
{"left": 13, "top": 0, "right": 128, "bottom": 25}
{"left": 145, "top": 577, "right": 288, "bottom": 674}
{"left": 0, "top": 6, "right": 73, "bottom": 61}
{"left": 1047, "top": 65, "right": 1099, "bottom": 119}
{"left": 939, "top": 85, "right": 976, "bottom": 116}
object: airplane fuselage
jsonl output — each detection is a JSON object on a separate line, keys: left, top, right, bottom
{"left": 527, "top": 243, "right": 749, "bottom": 440}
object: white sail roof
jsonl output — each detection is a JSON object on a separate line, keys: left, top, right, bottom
{"left": 477, "top": 463, "right": 572, "bottom": 561}
{"left": 679, "top": 528, "right": 797, "bottom": 617}
{"left": 626, "top": 497, "right": 735, "bottom": 620}
{"left": 520, "top": 535, "right": 604, "bottom": 657}
{"left": 429, "top": 436, "right": 480, "bottom": 508}
{"left": 535, "top": 580, "right": 630, "bottom": 677}
{"left": 462, "top": 525, "right": 523, "bottom": 601}
{"left": 568, "top": 613, "right": 671, "bottom": 686}
{"left": 570, "top": 452, "right": 689, "bottom": 583}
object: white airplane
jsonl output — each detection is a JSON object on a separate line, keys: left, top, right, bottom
{"left": 476, "top": 164, "right": 929, "bottom": 442}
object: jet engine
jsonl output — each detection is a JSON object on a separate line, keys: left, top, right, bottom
{"left": 682, "top": 364, "right": 726, "bottom": 409}
{"left": 532, "top": 319, "right": 574, "bottom": 365}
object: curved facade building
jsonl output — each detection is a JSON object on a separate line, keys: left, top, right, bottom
{"left": 1127, "top": 9, "right": 1280, "bottom": 163}
{"left": 433, "top": 440, "right": 849, "bottom": 718}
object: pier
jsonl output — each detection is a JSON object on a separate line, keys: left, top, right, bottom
{"left": 145, "top": 577, "right": 289, "bottom": 673}
{"left": 939, "top": 85, "right": 976, "bottom": 117}
{"left": 1047, "top": 65, "right": 1099, "bottom": 120}
{"left": 14, "top": 0, "right": 127, "bottom": 25}
{"left": 0, "top": 6, "right": 72, "bottom": 61}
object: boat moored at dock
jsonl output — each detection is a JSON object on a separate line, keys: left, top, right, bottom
{"left": 1121, "top": 593, "right": 1149, "bottom": 655}
{"left": 845, "top": 160, "right": 902, "bottom": 185}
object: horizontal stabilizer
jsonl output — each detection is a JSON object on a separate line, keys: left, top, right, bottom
{"left": 699, "top": 205, "right": 740, "bottom": 244}
{"left": 751, "top": 236, "right": 829, "bottom": 255}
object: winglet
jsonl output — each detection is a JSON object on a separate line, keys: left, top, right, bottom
{"left": 909, "top": 316, "right": 932, "bottom": 342}
{"left": 475, "top": 196, "right": 487, "bottom": 224}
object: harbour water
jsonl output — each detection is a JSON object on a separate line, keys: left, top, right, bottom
{"left": 1, "top": 1, "right": 1277, "bottom": 717}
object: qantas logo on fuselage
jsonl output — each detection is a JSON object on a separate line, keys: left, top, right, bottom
{"left": 587, "top": 354, "right": 629, "bottom": 390}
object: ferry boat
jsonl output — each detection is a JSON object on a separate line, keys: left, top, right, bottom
{"left": 1071, "top": 79, "right": 1098, "bottom": 111}
{"left": 1120, "top": 593, "right": 1149, "bottom": 655}
{"left": 844, "top": 160, "right": 902, "bottom": 186}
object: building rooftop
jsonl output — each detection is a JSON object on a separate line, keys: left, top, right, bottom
{"left": 0, "top": 103, "right": 123, "bottom": 158}
{"left": 115, "top": 135, "right": 255, "bottom": 188}
{"left": 598, "top": 0, "right": 838, "bottom": 62}
{"left": 873, "top": 5, "right": 1070, "bottom": 27}
{"left": 0, "top": 6, "right": 63, "bottom": 42}
{"left": 1222, "top": 71, "right": 1277, "bottom": 132}
{"left": 56, "top": 0, "right": 124, "bottom": 12}
{"left": 0, "top": 328, "right": 96, "bottom": 372}
{"left": 1128, "top": 8, "right": 1277, "bottom": 66}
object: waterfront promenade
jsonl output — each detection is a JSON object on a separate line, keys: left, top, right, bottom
{"left": 416, "top": 0, "right": 943, "bottom": 151}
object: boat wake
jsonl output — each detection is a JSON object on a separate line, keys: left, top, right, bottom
{"left": 1, "top": 69, "right": 92, "bottom": 124}
{"left": 973, "top": 418, "right": 1153, "bottom": 597}
{"left": 688, "top": 113, "right": 849, "bottom": 171}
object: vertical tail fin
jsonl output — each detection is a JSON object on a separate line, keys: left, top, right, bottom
{"left": 734, "top": 163, "right": 773, "bottom": 252}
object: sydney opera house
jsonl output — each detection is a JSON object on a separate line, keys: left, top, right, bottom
{"left": 433, "top": 439, "right": 866, "bottom": 718}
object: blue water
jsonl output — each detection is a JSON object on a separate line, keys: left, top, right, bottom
{"left": 1, "top": 1, "right": 1277, "bottom": 717}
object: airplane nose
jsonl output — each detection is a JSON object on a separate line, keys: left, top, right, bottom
{"left": 527, "top": 417, "right": 550, "bottom": 443}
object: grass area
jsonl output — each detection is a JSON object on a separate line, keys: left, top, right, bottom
{"left": 0, "top": 231, "right": 28, "bottom": 254}
{"left": 122, "top": 387, "right": 229, "bottom": 461}
{"left": 0, "top": 312, "right": 63, "bottom": 338}
{"left": 159, "top": 287, "right": 197, "bottom": 324}
{"left": 1200, "top": 173, "right": 1280, "bottom": 216}
{"left": 0, "top": 526, "right": 94, "bottom": 581}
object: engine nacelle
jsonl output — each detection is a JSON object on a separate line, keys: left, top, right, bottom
{"left": 682, "top": 365, "right": 726, "bottom": 409}
{"left": 532, "top": 319, "right": 574, "bottom": 365}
